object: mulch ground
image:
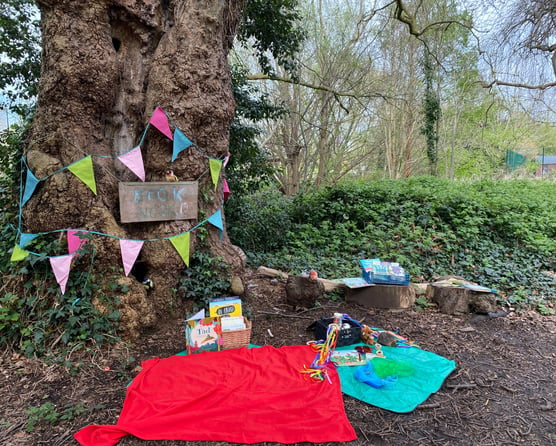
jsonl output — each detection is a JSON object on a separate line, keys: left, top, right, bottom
{"left": 1, "top": 270, "right": 555, "bottom": 446}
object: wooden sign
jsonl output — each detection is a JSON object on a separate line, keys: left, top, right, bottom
{"left": 119, "top": 181, "right": 198, "bottom": 223}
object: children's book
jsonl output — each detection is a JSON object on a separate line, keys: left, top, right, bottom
{"left": 330, "top": 350, "right": 366, "bottom": 367}
{"left": 209, "top": 296, "right": 242, "bottom": 318}
{"left": 337, "top": 277, "right": 374, "bottom": 288}
{"left": 221, "top": 316, "right": 246, "bottom": 331}
{"left": 185, "top": 316, "right": 222, "bottom": 354}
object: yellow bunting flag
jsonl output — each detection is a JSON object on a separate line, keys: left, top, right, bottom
{"left": 209, "top": 158, "right": 222, "bottom": 191}
{"left": 10, "top": 245, "right": 29, "bottom": 262}
{"left": 68, "top": 155, "right": 97, "bottom": 195}
{"left": 169, "top": 232, "right": 191, "bottom": 267}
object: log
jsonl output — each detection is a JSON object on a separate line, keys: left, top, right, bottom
{"left": 256, "top": 266, "right": 345, "bottom": 292}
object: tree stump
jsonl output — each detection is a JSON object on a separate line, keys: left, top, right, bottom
{"left": 285, "top": 276, "right": 325, "bottom": 308}
{"left": 428, "top": 285, "right": 498, "bottom": 315}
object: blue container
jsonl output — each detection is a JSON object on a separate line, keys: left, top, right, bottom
{"left": 359, "top": 259, "right": 410, "bottom": 286}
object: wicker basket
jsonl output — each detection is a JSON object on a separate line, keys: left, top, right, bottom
{"left": 221, "top": 317, "right": 252, "bottom": 350}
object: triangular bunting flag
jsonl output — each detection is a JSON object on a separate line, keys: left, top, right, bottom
{"left": 223, "top": 152, "right": 231, "bottom": 167}
{"left": 169, "top": 232, "right": 190, "bottom": 267}
{"left": 19, "top": 233, "right": 39, "bottom": 248}
{"left": 10, "top": 245, "right": 29, "bottom": 262}
{"left": 149, "top": 107, "right": 174, "bottom": 140}
{"left": 208, "top": 210, "right": 223, "bottom": 232}
{"left": 22, "top": 168, "right": 40, "bottom": 206}
{"left": 119, "top": 239, "right": 144, "bottom": 276}
{"left": 209, "top": 158, "right": 222, "bottom": 190}
{"left": 208, "top": 209, "right": 224, "bottom": 240}
{"left": 172, "top": 128, "right": 194, "bottom": 162}
{"left": 68, "top": 156, "right": 97, "bottom": 195}
{"left": 118, "top": 146, "right": 145, "bottom": 181}
{"left": 67, "top": 230, "right": 88, "bottom": 255}
{"left": 49, "top": 254, "right": 74, "bottom": 294}
{"left": 223, "top": 178, "right": 230, "bottom": 200}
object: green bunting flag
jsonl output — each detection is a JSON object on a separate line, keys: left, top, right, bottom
{"left": 68, "top": 155, "right": 97, "bottom": 195}
{"left": 10, "top": 245, "right": 29, "bottom": 262}
{"left": 209, "top": 158, "right": 222, "bottom": 191}
{"left": 169, "top": 232, "right": 190, "bottom": 267}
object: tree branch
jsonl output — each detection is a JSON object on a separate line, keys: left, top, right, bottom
{"left": 246, "top": 73, "right": 383, "bottom": 100}
{"left": 246, "top": 73, "right": 392, "bottom": 113}
{"left": 480, "top": 80, "right": 556, "bottom": 90}
{"left": 393, "top": 0, "right": 471, "bottom": 38}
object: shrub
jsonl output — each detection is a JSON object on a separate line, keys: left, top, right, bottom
{"left": 227, "top": 177, "right": 556, "bottom": 312}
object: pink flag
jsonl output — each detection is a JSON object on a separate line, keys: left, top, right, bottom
{"left": 118, "top": 146, "right": 145, "bottom": 181}
{"left": 149, "top": 107, "right": 174, "bottom": 140}
{"left": 49, "top": 254, "right": 74, "bottom": 294}
{"left": 119, "top": 239, "right": 144, "bottom": 276}
{"left": 223, "top": 152, "right": 231, "bottom": 167}
{"left": 223, "top": 178, "right": 230, "bottom": 200}
{"left": 67, "top": 230, "right": 88, "bottom": 254}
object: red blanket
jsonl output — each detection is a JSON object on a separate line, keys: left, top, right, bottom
{"left": 74, "top": 345, "right": 356, "bottom": 445}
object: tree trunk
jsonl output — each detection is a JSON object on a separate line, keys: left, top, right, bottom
{"left": 24, "top": 0, "right": 246, "bottom": 336}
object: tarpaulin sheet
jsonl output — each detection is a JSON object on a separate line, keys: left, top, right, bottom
{"left": 74, "top": 344, "right": 357, "bottom": 445}
{"left": 337, "top": 344, "right": 456, "bottom": 413}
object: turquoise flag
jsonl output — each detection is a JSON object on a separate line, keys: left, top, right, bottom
{"left": 208, "top": 209, "right": 224, "bottom": 240}
{"left": 172, "top": 128, "right": 194, "bottom": 162}
{"left": 22, "top": 168, "right": 40, "bottom": 206}
{"left": 19, "top": 233, "right": 39, "bottom": 248}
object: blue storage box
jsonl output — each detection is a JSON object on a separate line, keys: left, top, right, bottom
{"left": 359, "top": 259, "right": 410, "bottom": 286}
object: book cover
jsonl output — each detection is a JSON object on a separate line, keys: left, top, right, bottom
{"left": 185, "top": 316, "right": 222, "bottom": 354}
{"left": 209, "top": 296, "right": 242, "bottom": 318}
{"left": 330, "top": 350, "right": 366, "bottom": 367}
{"left": 337, "top": 277, "right": 374, "bottom": 288}
{"left": 221, "top": 316, "right": 246, "bottom": 331}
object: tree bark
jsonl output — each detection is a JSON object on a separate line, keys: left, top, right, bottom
{"left": 24, "top": 0, "right": 246, "bottom": 336}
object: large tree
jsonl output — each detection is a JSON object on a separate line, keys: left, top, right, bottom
{"left": 22, "top": 0, "right": 249, "bottom": 335}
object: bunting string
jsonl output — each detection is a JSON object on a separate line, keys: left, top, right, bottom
{"left": 12, "top": 107, "right": 231, "bottom": 294}
{"left": 20, "top": 107, "right": 228, "bottom": 207}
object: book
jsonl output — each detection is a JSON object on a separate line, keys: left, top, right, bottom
{"left": 337, "top": 277, "right": 374, "bottom": 288}
{"left": 185, "top": 316, "right": 222, "bottom": 354}
{"left": 221, "top": 316, "right": 246, "bottom": 331}
{"left": 330, "top": 350, "right": 366, "bottom": 367}
{"left": 209, "top": 296, "right": 242, "bottom": 318}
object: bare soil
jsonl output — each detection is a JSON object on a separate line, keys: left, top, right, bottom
{"left": 1, "top": 270, "right": 555, "bottom": 446}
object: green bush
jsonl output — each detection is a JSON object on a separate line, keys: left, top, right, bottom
{"left": 0, "top": 238, "right": 122, "bottom": 357}
{"left": 226, "top": 187, "right": 293, "bottom": 252}
{"left": 228, "top": 177, "right": 556, "bottom": 312}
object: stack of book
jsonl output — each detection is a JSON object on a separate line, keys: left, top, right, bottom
{"left": 209, "top": 297, "right": 245, "bottom": 332}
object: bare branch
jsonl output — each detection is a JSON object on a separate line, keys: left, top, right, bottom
{"left": 247, "top": 73, "right": 385, "bottom": 102}
{"left": 480, "top": 80, "right": 556, "bottom": 91}
{"left": 393, "top": 0, "right": 472, "bottom": 38}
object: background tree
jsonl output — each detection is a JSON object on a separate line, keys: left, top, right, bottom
{"left": 0, "top": 0, "right": 40, "bottom": 117}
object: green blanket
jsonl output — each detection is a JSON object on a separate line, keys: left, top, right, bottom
{"left": 336, "top": 344, "right": 456, "bottom": 413}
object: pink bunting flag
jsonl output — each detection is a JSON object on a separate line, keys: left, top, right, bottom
{"left": 118, "top": 146, "right": 145, "bottom": 181}
{"left": 119, "top": 239, "right": 144, "bottom": 276}
{"left": 149, "top": 107, "right": 174, "bottom": 140}
{"left": 49, "top": 254, "right": 74, "bottom": 295}
{"left": 67, "top": 230, "right": 88, "bottom": 255}
{"left": 223, "top": 178, "right": 230, "bottom": 200}
{"left": 223, "top": 152, "right": 231, "bottom": 167}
